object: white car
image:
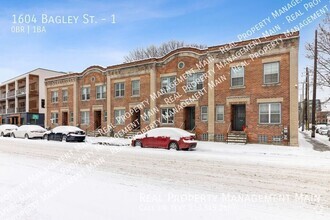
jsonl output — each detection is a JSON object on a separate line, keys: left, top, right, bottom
{"left": 319, "top": 126, "right": 330, "bottom": 135}
{"left": 12, "top": 125, "right": 47, "bottom": 139}
{"left": 0, "top": 124, "right": 18, "bottom": 137}
{"left": 316, "top": 124, "right": 327, "bottom": 133}
{"left": 44, "top": 126, "right": 86, "bottom": 142}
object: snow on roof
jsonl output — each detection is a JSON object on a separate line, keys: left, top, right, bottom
{"left": 52, "top": 126, "right": 83, "bottom": 133}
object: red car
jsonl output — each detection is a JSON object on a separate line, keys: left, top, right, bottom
{"left": 132, "top": 127, "right": 197, "bottom": 150}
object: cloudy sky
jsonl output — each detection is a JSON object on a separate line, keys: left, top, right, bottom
{"left": 0, "top": 0, "right": 329, "bottom": 108}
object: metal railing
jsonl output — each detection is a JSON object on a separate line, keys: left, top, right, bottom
{"left": 0, "top": 93, "right": 6, "bottom": 100}
{"left": 16, "top": 87, "right": 26, "bottom": 96}
{"left": 17, "top": 107, "right": 26, "bottom": 113}
{"left": 7, "top": 90, "right": 15, "bottom": 98}
{"left": 7, "top": 108, "right": 15, "bottom": 113}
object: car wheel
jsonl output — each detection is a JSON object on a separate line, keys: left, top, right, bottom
{"left": 135, "top": 140, "right": 143, "bottom": 148}
{"left": 43, "top": 134, "right": 48, "bottom": 140}
{"left": 11, "top": 133, "right": 15, "bottom": 138}
{"left": 168, "top": 141, "right": 179, "bottom": 150}
{"left": 62, "top": 135, "right": 67, "bottom": 142}
{"left": 0, "top": 132, "right": 3, "bottom": 137}
{"left": 25, "top": 134, "right": 29, "bottom": 139}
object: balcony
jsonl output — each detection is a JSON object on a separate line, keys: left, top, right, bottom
{"left": 17, "top": 107, "right": 26, "bottom": 113}
{"left": 16, "top": 87, "right": 26, "bottom": 96}
{"left": 7, "top": 90, "right": 15, "bottom": 99}
{"left": 0, "top": 93, "right": 5, "bottom": 100}
{"left": 7, "top": 108, "right": 15, "bottom": 113}
{"left": 0, "top": 109, "right": 5, "bottom": 114}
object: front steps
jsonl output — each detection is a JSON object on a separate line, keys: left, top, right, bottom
{"left": 227, "top": 132, "right": 247, "bottom": 144}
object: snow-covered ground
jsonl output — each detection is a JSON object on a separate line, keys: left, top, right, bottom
{"left": 0, "top": 131, "right": 329, "bottom": 220}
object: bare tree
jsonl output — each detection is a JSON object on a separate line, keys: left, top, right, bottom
{"left": 305, "top": 13, "right": 330, "bottom": 89}
{"left": 124, "top": 40, "right": 207, "bottom": 62}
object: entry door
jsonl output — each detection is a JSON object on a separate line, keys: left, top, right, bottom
{"left": 94, "top": 111, "right": 102, "bottom": 130}
{"left": 184, "top": 107, "right": 195, "bottom": 130}
{"left": 132, "top": 108, "right": 141, "bottom": 130}
{"left": 62, "top": 112, "right": 68, "bottom": 125}
{"left": 232, "top": 105, "right": 246, "bottom": 131}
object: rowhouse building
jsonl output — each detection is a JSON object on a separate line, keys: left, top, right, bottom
{"left": 45, "top": 32, "right": 299, "bottom": 146}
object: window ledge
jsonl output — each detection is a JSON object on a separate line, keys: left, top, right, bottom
{"left": 96, "top": 98, "right": 106, "bottom": 100}
{"left": 257, "top": 124, "right": 282, "bottom": 127}
{"left": 215, "top": 121, "right": 225, "bottom": 124}
{"left": 131, "top": 95, "right": 140, "bottom": 98}
{"left": 262, "top": 83, "right": 281, "bottom": 87}
{"left": 230, "top": 86, "right": 245, "bottom": 90}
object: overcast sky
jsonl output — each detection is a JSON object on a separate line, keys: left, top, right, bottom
{"left": 0, "top": 0, "right": 329, "bottom": 109}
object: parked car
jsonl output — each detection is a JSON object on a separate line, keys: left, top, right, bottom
{"left": 328, "top": 129, "right": 330, "bottom": 141}
{"left": 11, "top": 125, "right": 47, "bottom": 139}
{"left": 0, "top": 124, "right": 18, "bottom": 137}
{"left": 316, "top": 124, "right": 327, "bottom": 133}
{"left": 132, "top": 127, "right": 197, "bottom": 150}
{"left": 319, "top": 126, "right": 330, "bottom": 135}
{"left": 44, "top": 126, "right": 86, "bottom": 142}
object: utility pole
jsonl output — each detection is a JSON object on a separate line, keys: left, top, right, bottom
{"left": 305, "top": 67, "right": 309, "bottom": 130}
{"left": 302, "top": 81, "right": 305, "bottom": 131}
{"left": 311, "top": 30, "right": 317, "bottom": 138}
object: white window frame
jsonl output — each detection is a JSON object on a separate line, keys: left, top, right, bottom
{"left": 114, "top": 109, "right": 125, "bottom": 125}
{"left": 50, "top": 112, "right": 58, "bottom": 124}
{"left": 264, "top": 62, "right": 280, "bottom": 84}
{"left": 81, "top": 87, "right": 90, "bottom": 101}
{"left": 186, "top": 73, "right": 204, "bottom": 91}
{"left": 161, "top": 108, "right": 174, "bottom": 124}
{"left": 96, "top": 85, "right": 106, "bottom": 100}
{"left": 81, "top": 111, "right": 90, "bottom": 125}
{"left": 51, "top": 91, "right": 58, "bottom": 103}
{"left": 115, "top": 82, "right": 125, "bottom": 97}
{"left": 216, "top": 105, "right": 224, "bottom": 122}
{"left": 62, "top": 90, "right": 68, "bottom": 102}
{"left": 201, "top": 106, "right": 208, "bottom": 122}
{"left": 161, "top": 76, "right": 176, "bottom": 94}
{"left": 259, "top": 103, "right": 281, "bottom": 124}
{"left": 131, "top": 80, "right": 140, "bottom": 96}
{"left": 230, "top": 66, "right": 245, "bottom": 87}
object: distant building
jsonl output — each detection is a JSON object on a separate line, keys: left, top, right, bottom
{"left": 316, "top": 111, "right": 330, "bottom": 125}
{"left": 0, "top": 68, "right": 65, "bottom": 126}
{"left": 299, "top": 99, "right": 322, "bottom": 126}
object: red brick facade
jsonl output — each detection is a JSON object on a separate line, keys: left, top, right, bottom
{"left": 45, "top": 33, "right": 299, "bottom": 146}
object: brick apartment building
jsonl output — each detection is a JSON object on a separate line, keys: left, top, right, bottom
{"left": 0, "top": 68, "right": 65, "bottom": 126}
{"left": 45, "top": 32, "right": 299, "bottom": 146}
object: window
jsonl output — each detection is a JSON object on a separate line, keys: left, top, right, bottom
{"left": 201, "top": 133, "right": 208, "bottom": 141}
{"left": 131, "top": 80, "right": 140, "bottom": 96}
{"left": 115, "top": 83, "right": 125, "bottom": 97}
{"left": 231, "top": 66, "right": 244, "bottom": 87}
{"left": 96, "top": 85, "right": 106, "bottom": 99}
{"left": 259, "top": 103, "right": 281, "bottom": 124}
{"left": 201, "top": 106, "right": 208, "bottom": 121}
{"left": 215, "top": 134, "right": 225, "bottom": 142}
{"left": 70, "top": 112, "right": 74, "bottom": 123}
{"left": 114, "top": 109, "right": 125, "bottom": 125}
{"left": 216, "top": 105, "right": 224, "bottom": 122}
{"left": 81, "top": 111, "right": 90, "bottom": 125}
{"left": 81, "top": 87, "right": 90, "bottom": 101}
{"left": 51, "top": 91, "right": 58, "bottom": 103}
{"left": 161, "top": 77, "right": 176, "bottom": 93}
{"left": 186, "top": 73, "right": 204, "bottom": 91}
{"left": 258, "top": 135, "right": 268, "bottom": 143}
{"left": 161, "top": 108, "right": 174, "bottom": 124}
{"left": 142, "top": 109, "right": 150, "bottom": 122}
{"left": 62, "top": 90, "right": 68, "bottom": 102}
{"left": 104, "top": 111, "right": 107, "bottom": 122}
{"left": 264, "top": 62, "right": 279, "bottom": 84}
{"left": 51, "top": 112, "right": 58, "bottom": 124}
{"left": 41, "top": 99, "right": 45, "bottom": 108}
